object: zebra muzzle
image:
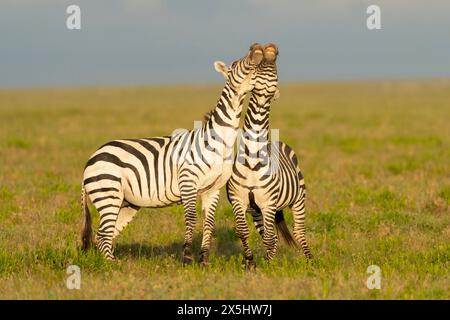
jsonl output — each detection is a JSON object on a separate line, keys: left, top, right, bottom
{"left": 249, "top": 43, "right": 264, "bottom": 65}
{"left": 263, "top": 43, "right": 278, "bottom": 62}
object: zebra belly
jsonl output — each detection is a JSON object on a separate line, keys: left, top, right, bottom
{"left": 123, "top": 178, "right": 181, "bottom": 208}
{"left": 234, "top": 172, "right": 294, "bottom": 212}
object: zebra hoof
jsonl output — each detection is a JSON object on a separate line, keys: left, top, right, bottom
{"left": 182, "top": 255, "right": 193, "bottom": 265}
{"left": 246, "top": 260, "right": 256, "bottom": 272}
{"left": 199, "top": 253, "right": 209, "bottom": 267}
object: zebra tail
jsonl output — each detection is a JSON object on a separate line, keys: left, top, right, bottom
{"left": 275, "top": 211, "right": 298, "bottom": 248}
{"left": 81, "top": 186, "right": 93, "bottom": 251}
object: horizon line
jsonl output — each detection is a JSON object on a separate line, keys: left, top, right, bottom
{"left": 1, "top": 76, "right": 450, "bottom": 91}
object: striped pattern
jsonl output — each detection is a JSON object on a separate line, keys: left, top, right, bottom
{"left": 226, "top": 44, "right": 312, "bottom": 268}
{"left": 81, "top": 44, "right": 265, "bottom": 263}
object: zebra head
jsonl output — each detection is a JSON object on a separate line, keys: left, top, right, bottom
{"left": 214, "top": 43, "right": 264, "bottom": 97}
{"left": 253, "top": 43, "right": 280, "bottom": 107}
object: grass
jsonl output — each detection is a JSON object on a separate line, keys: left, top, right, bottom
{"left": 0, "top": 80, "right": 449, "bottom": 299}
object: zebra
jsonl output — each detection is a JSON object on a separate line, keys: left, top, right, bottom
{"left": 225, "top": 43, "right": 313, "bottom": 269}
{"left": 80, "top": 44, "right": 265, "bottom": 264}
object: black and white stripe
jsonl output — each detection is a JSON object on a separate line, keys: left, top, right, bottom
{"left": 226, "top": 44, "right": 313, "bottom": 269}
{"left": 81, "top": 44, "right": 265, "bottom": 263}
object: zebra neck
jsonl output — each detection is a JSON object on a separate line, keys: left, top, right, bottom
{"left": 239, "top": 97, "right": 271, "bottom": 165}
{"left": 243, "top": 97, "right": 271, "bottom": 143}
{"left": 203, "top": 84, "right": 243, "bottom": 158}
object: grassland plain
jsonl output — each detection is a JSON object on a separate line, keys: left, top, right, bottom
{"left": 0, "top": 81, "right": 449, "bottom": 299}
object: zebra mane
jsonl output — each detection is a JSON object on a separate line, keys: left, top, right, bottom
{"left": 203, "top": 109, "right": 214, "bottom": 124}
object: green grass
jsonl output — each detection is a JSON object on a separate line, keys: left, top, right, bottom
{"left": 0, "top": 81, "right": 449, "bottom": 299}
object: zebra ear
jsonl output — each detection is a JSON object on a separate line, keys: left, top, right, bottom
{"left": 273, "top": 88, "right": 280, "bottom": 101}
{"left": 214, "top": 61, "right": 228, "bottom": 79}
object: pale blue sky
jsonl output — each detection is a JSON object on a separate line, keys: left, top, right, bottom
{"left": 1, "top": 0, "right": 450, "bottom": 87}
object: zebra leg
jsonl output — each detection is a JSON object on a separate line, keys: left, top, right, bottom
{"left": 94, "top": 195, "right": 123, "bottom": 261}
{"left": 261, "top": 205, "right": 278, "bottom": 261}
{"left": 231, "top": 200, "right": 256, "bottom": 270}
{"left": 112, "top": 203, "right": 140, "bottom": 241}
{"left": 291, "top": 188, "right": 313, "bottom": 259}
{"left": 199, "top": 190, "right": 220, "bottom": 266}
{"left": 180, "top": 184, "right": 198, "bottom": 265}
{"left": 247, "top": 207, "right": 264, "bottom": 238}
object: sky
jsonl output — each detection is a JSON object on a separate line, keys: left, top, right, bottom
{"left": 1, "top": 0, "right": 450, "bottom": 87}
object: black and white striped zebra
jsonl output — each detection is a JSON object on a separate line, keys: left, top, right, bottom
{"left": 81, "top": 44, "right": 265, "bottom": 264}
{"left": 226, "top": 44, "right": 313, "bottom": 269}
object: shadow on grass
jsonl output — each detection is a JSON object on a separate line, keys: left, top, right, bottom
{"left": 115, "top": 226, "right": 242, "bottom": 260}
